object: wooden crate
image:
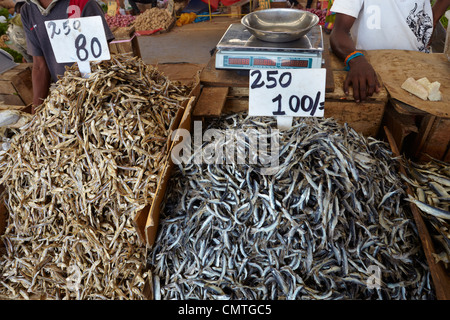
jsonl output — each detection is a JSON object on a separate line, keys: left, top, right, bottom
{"left": 414, "top": 115, "right": 450, "bottom": 162}
{"left": 269, "top": 1, "right": 286, "bottom": 9}
{"left": 381, "top": 99, "right": 450, "bottom": 162}
{"left": 229, "top": 0, "right": 250, "bottom": 17}
{"left": 365, "top": 50, "right": 449, "bottom": 162}
{"left": 324, "top": 71, "right": 388, "bottom": 137}
{"left": 0, "top": 63, "right": 33, "bottom": 107}
{"left": 384, "top": 127, "right": 450, "bottom": 300}
{"left": 109, "top": 26, "right": 142, "bottom": 58}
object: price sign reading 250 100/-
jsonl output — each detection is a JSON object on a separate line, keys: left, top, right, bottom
{"left": 45, "top": 16, "right": 110, "bottom": 64}
{"left": 248, "top": 68, "right": 326, "bottom": 118}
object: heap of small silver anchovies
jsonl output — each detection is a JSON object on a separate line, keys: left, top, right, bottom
{"left": 402, "top": 158, "right": 450, "bottom": 268}
{"left": 150, "top": 113, "right": 434, "bottom": 300}
{"left": 0, "top": 54, "right": 190, "bottom": 299}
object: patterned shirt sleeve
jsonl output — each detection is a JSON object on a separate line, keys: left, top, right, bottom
{"left": 20, "top": 4, "right": 43, "bottom": 57}
{"left": 330, "top": 0, "right": 364, "bottom": 18}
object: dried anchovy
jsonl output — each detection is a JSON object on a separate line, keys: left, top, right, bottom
{"left": 0, "top": 54, "right": 190, "bottom": 300}
{"left": 151, "top": 113, "right": 434, "bottom": 300}
{"left": 402, "top": 158, "right": 450, "bottom": 268}
{"left": 132, "top": 7, "right": 174, "bottom": 32}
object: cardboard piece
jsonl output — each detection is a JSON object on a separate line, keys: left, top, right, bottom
{"left": 365, "top": 50, "right": 449, "bottom": 118}
{"left": 133, "top": 74, "right": 201, "bottom": 246}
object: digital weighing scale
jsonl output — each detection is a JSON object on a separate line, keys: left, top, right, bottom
{"left": 215, "top": 23, "right": 324, "bottom": 70}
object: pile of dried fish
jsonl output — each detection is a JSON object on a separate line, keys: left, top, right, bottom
{"left": 132, "top": 7, "right": 174, "bottom": 32}
{"left": 0, "top": 104, "right": 30, "bottom": 147}
{"left": 0, "top": 110, "right": 31, "bottom": 130}
{"left": 402, "top": 158, "right": 450, "bottom": 267}
{"left": 0, "top": 54, "right": 190, "bottom": 299}
{"left": 151, "top": 114, "right": 434, "bottom": 300}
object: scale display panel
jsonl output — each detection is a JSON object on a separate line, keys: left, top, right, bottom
{"left": 215, "top": 24, "right": 323, "bottom": 70}
{"left": 219, "top": 53, "right": 313, "bottom": 69}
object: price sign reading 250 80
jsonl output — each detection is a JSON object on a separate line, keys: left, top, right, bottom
{"left": 45, "top": 16, "right": 110, "bottom": 64}
{"left": 248, "top": 68, "right": 326, "bottom": 118}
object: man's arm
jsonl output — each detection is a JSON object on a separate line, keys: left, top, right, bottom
{"left": 330, "top": 13, "right": 380, "bottom": 102}
{"left": 32, "top": 56, "right": 51, "bottom": 113}
{"left": 432, "top": 0, "right": 450, "bottom": 27}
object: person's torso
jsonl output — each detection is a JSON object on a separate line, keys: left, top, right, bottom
{"left": 21, "top": 0, "right": 106, "bottom": 82}
{"left": 351, "top": 0, "right": 433, "bottom": 52}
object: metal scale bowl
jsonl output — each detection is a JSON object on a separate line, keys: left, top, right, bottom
{"left": 215, "top": 9, "right": 323, "bottom": 70}
{"left": 241, "top": 8, "right": 319, "bottom": 43}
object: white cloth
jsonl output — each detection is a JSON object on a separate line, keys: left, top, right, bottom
{"left": 331, "top": 0, "right": 433, "bottom": 52}
{"left": 25, "top": 0, "right": 61, "bottom": 16}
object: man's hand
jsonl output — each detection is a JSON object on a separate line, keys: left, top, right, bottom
{"left": 344, "top": 55, "right": 380, "bottom": 102}
{"left": 330, "top": 13, "right": 381, "bottom": 102}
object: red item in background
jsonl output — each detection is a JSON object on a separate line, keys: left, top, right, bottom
{"left": 305, "top": 8, "right": 326, "bottom": 25}
{"left": 135, "top": 28, "right": 163, "bottom": 35}
{"left": 200, "top": 0, "right": 241, "bottom": 11}
{"left": 68, "top": 0, "right": 90, "bottom": 17}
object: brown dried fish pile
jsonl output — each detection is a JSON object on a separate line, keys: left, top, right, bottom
{"left": 132, "top": 7, "right": 174, "bottom": 32}
{"left": 0, "top": 54, "right": 190, "bottom": 299}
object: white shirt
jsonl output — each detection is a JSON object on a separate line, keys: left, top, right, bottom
{"left": 331, "top": 0, "right": 433, "bottom": 52}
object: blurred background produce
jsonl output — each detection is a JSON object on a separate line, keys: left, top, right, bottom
{"left": 105, "top": 13, "right": 136, "bottom": 28}
{"left": 0, "top": 6, "right": 25, "bottom": 63}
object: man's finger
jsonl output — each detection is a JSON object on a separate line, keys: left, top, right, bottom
{"left": 357, "top": 77, "right": 368, "bottom": 102}
{"left": 352, "top": 78, "right": 360, "bottom": 103}
{"left": 375, "top": 75, "right": 381, "bottom": 93}
{"left": 344, "top": 74, "right": 351, "bottom": 96}
{"left": 367, "top": 75, "right": 377, "bottom": 97}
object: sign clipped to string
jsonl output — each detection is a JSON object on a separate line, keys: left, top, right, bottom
{"left": 45, "top": 16, "right": 110, "bottom": 78}
{"left": 248, "top": 68, "right": 326, "bottom": 129}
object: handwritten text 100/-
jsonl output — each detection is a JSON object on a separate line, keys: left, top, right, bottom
{"left": 250, "top": 70, "right": 324, "bottom": 117}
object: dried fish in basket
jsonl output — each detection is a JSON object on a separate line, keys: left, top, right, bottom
{"left": 150, "top": 113, "right": 434, "bottom": 300}
{"left": 0, "top": 54, "right": 191, "bottom": 300}
{"left": 402, "top": 157, "right": 450, "bottom": 268}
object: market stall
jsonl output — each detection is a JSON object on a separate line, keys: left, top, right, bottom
{"left": 0, "top": 62, "right": 32, "bottom": 108}
{"left": 369, "top": 50, "right": 450, "bottom": 163}
{"left": 0, "top": 3, "right": 449, "bottom": 302}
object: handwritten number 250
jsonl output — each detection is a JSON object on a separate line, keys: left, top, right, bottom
{"left": 47, "top": 20, "right": 81, "bottom": 39}
{"left": 250, "top": 70, "right": 292, "bottom": 89}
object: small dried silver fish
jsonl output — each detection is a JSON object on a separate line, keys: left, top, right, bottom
{"left": 151, "top": 113, "right": 434, "bottom": 300}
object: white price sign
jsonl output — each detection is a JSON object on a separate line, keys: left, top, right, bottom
{"left": 249, "top": 68, "right": 326, "bottom": 119}
{"left": 45, "top": 16, "right": 110, "bottom": 77}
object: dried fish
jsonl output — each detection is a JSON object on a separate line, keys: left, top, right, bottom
{"left": 0, "top": 54, "right": 191, "bottom": 300}
{"left": 403, "top": 158, "right": 450, "bottom": 268}
{"left": 151, "top": 113, "right": 434, "bottom": 300}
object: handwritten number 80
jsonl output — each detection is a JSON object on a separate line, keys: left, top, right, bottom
{"left": 75, "top": 34, "right": 102, "bottom": 61}
{"left": 47, "top": 19, "right": 103, "bottom": 61}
